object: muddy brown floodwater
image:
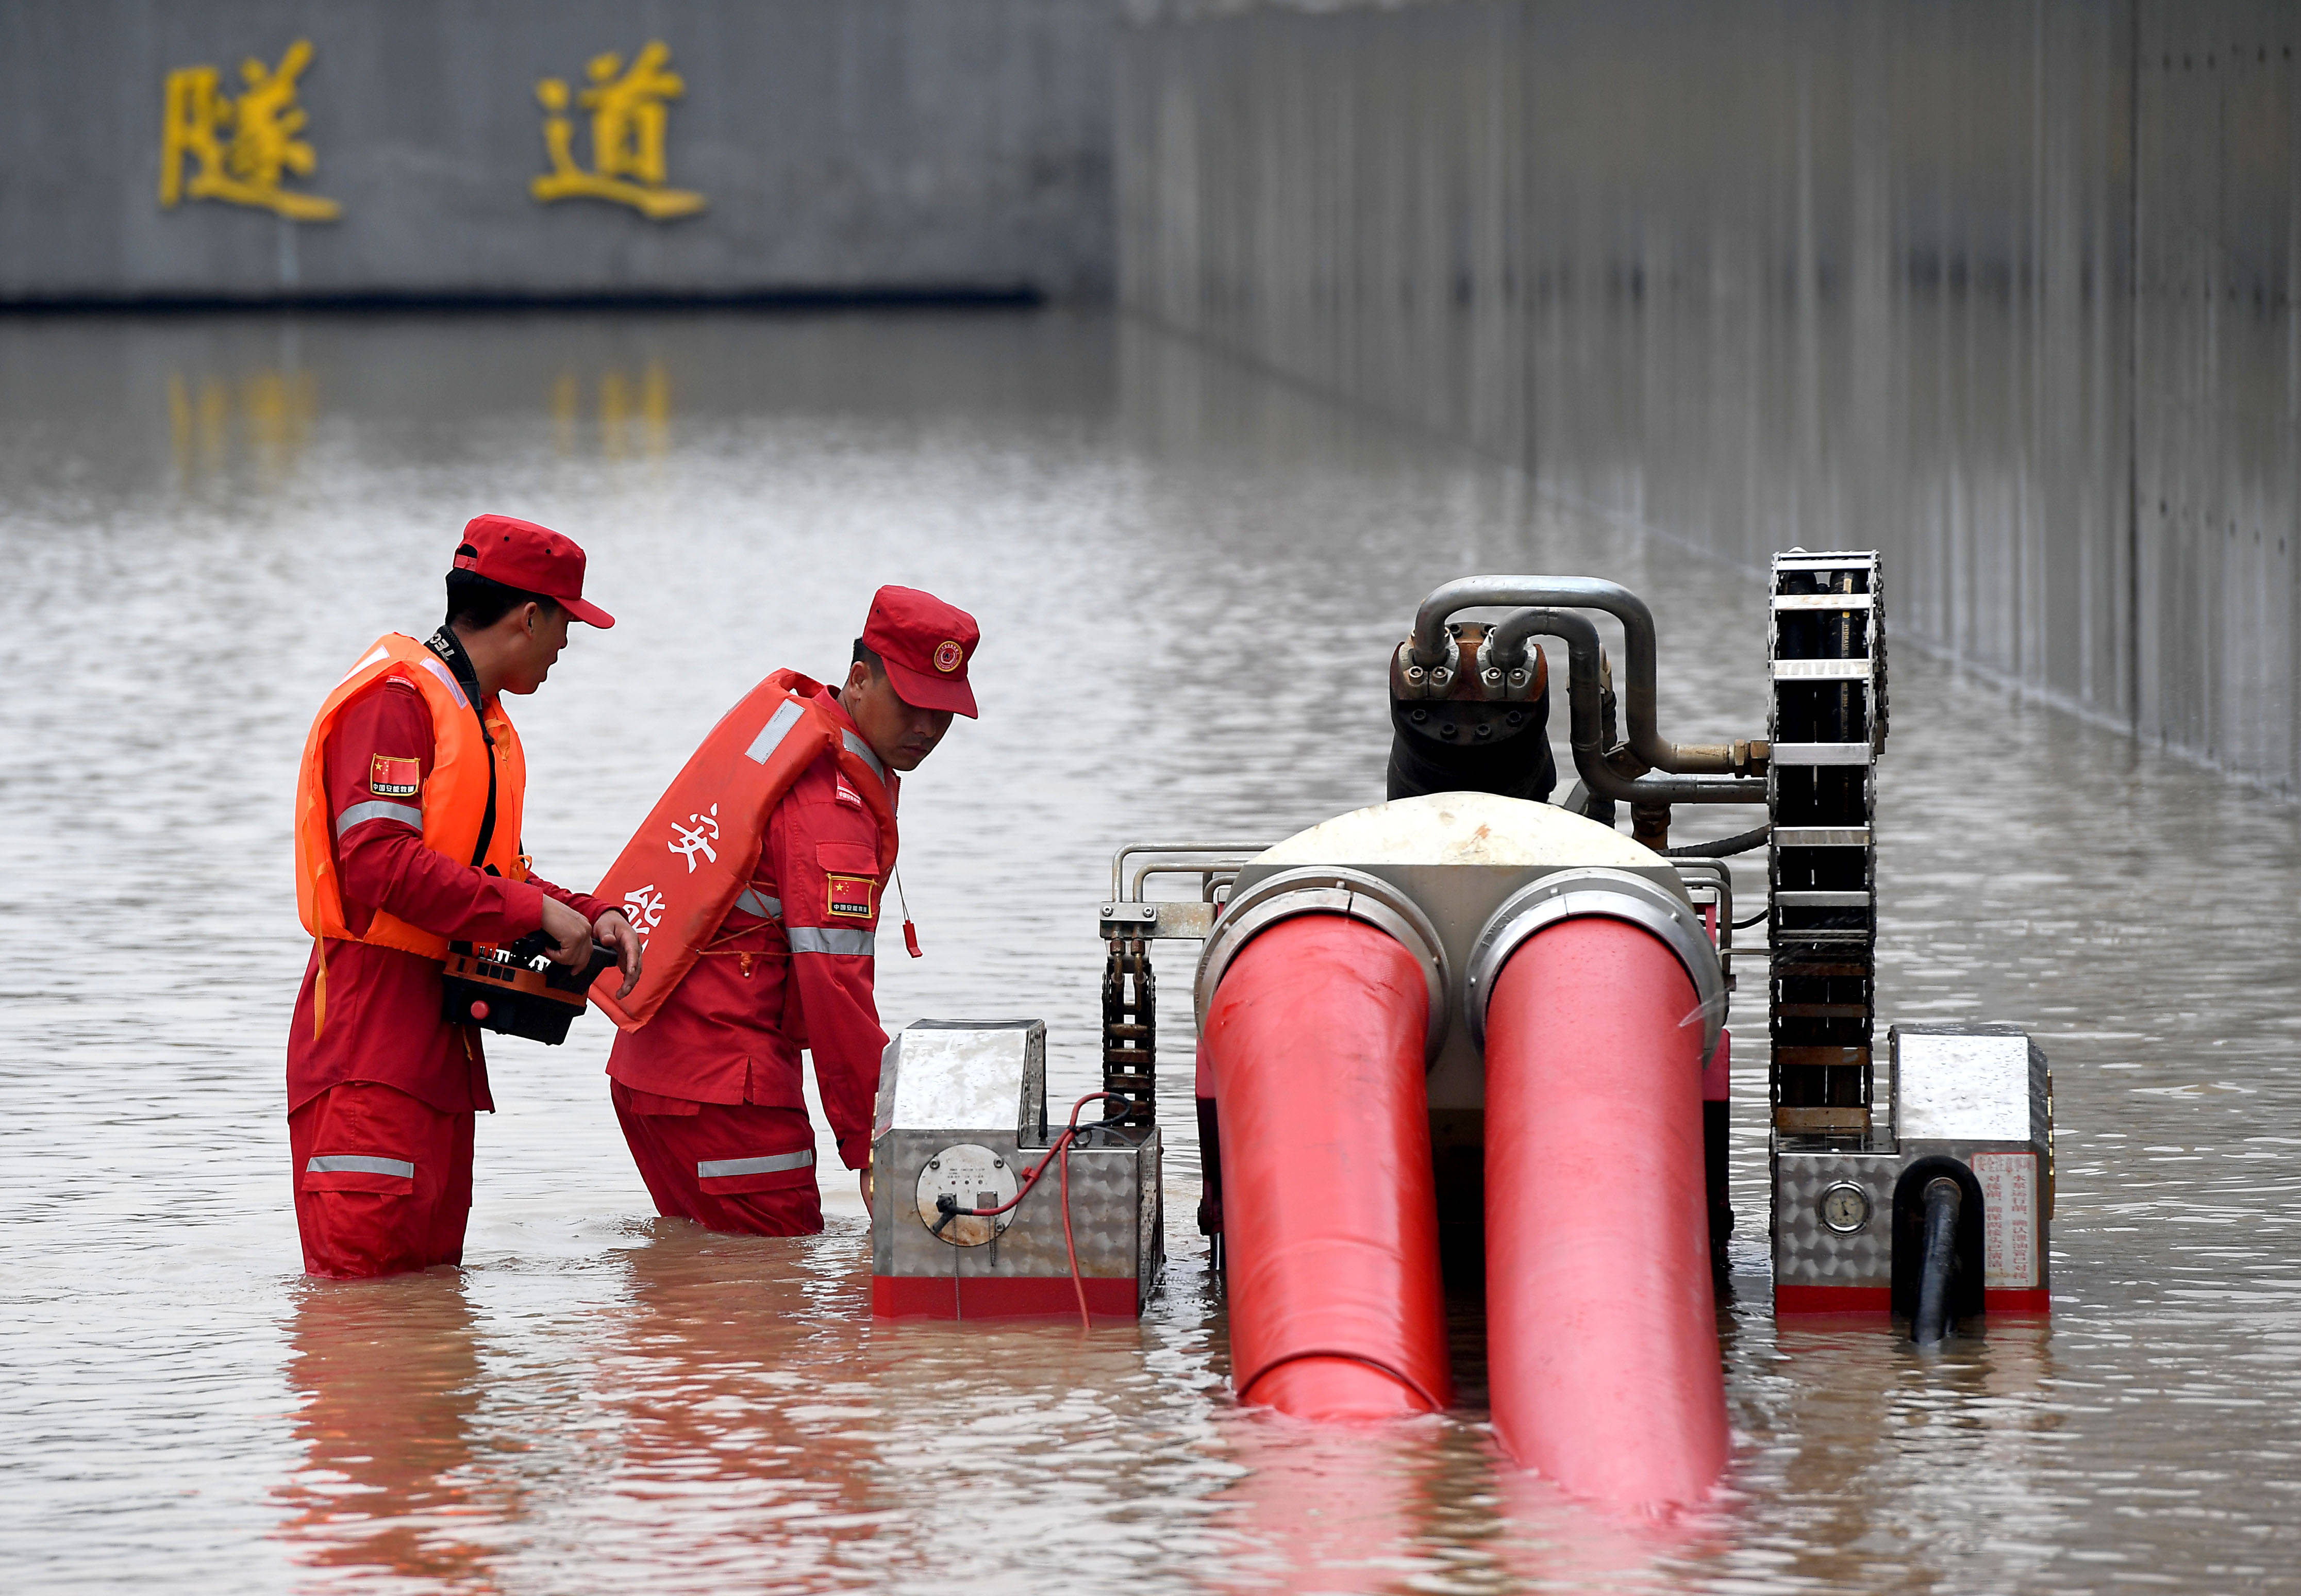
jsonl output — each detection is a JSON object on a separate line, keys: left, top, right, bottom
{"left": 2, "top": 309, "right": 2298, "bottom": 1594}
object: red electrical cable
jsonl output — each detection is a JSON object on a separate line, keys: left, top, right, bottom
{"left": 1054, "top": 1091, "right": 1114, "bottom": 1331}
{"left": 1060, "top": 1124, "right": 1088, "bottom": 1331}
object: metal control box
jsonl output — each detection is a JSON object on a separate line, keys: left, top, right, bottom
{"left": 1773, "top": 1022, "right": 2052, "bottom": 1316}
{"left": 869, "top": 1019, "right": 1163, "bottom": 1320}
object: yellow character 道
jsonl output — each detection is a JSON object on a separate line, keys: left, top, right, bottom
{"left": 159, "top": 39, "right": 342, "bottom": 222}
{"left": 531, "top": 41, "right": 707, "bottom": 220}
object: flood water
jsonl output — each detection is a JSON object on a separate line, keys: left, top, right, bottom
{"left": 3, "top": 308, "right": 2298, "bottom": 1594}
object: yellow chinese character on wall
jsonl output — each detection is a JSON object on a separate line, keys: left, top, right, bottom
{"left": 531, "top": 42, "right": 707, "bottom": 220}
{"left": 159, "top": 39, "right": 342, "bottom": 222}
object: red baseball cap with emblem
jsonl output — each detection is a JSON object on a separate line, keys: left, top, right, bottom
{"left": 454, "top": 513, "right": 615, "bottom": 628}
{"left": 861, "top": 585, "right": 979, "bottom": 718}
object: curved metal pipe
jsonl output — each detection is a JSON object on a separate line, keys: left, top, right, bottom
{"left": 1412, "top": 576, "right": 1742, "bottom": 776}
{"left": 1498, "top": 608, "right": 1764, "bottom": 804}
{"left": 1911, "top": 1177, "right": 1963, "bottom": 1345}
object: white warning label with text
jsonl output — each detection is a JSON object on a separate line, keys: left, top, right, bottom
{"left": 1972, "top": 1151, "right": 2040, "bottom": 1289}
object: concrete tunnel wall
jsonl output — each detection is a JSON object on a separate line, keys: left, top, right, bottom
{"left": 1117, "top": 0, "right": 2301, "bottom": 793}
{"left": 0, "top": 0, "right": 1116, "bottom": 303}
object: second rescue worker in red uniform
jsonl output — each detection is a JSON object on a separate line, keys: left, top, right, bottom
{"left": 288, "top": 516, "right": 643, "bottom": 1278}
{"left": 607, "top": 587, "right": 980, "bottom": 1234}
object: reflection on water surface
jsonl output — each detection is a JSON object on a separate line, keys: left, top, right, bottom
{"left": 1, "top": 309, "right": 2297, "bottom": 1593}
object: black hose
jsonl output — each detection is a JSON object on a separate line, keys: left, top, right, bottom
{"left": 1666, "top": 823, "right": 1773, "bottom": 858}
{"left": 1911, "top": 1177, "right": 1962, "bottom": 1345}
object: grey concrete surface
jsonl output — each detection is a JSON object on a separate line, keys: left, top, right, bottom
{"left": 0, "top": 0, "right": 1116, "bottom": 301}
{"left": 1118, "top": 0, "right": 2301, "bottom": 792}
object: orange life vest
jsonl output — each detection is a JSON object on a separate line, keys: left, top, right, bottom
{"left": 294, "top": 633, "right": 529, "bottom": 965}
{"left": 589, "top": 670, "right": 898, "bottom": 1032}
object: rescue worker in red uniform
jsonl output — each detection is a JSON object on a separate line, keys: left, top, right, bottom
{"left": 606, "top": 587, "right": 979, "bottom": 1235}
{"left": 287, "top": 515, "right": 643, "bottom": 1278}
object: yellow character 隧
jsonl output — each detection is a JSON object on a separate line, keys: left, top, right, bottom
{"left": 159, "top": 39, "right": 341, "bottom": 222}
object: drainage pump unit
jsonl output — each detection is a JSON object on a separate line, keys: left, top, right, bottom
{"left": 868, "top": 1019, "right": 1163, "bottom": 1320}
{"left": 868, "top": 553, "right": 2049, "bottom": 1508}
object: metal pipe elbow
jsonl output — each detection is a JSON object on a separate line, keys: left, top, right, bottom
{"left": 1489, "top": 606, "right": 1765, "bottom": 806}
{"left": 1410, "top": 576, "right": 1739, "bottom": 776}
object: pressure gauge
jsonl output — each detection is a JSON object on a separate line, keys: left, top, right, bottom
{"left": 1819, "top": 1181, "right": 1871, "bottom": 1234}
{"left": 916, "top": 1142, "right": 1019, "bottom": 1248}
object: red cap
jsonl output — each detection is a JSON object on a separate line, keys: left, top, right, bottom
{"left": 861, "top": 585, "right": 979, "bottom": 717}
{"left": 453, "top": 514, "right": 614, "bottom": 628}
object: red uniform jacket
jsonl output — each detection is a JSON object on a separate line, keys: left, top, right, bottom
{"left": 286, "top": 677, "right": 613, "bottom": 1115}
{"left": 607, "top": 686, "right": 897, "bottom": 1171}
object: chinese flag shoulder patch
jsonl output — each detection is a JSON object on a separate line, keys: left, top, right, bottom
{"left": 825, "top": 873, "right": 876, "bottom": 921}
{"left": 369, "top": 755, "right": 421, "bottom": 797}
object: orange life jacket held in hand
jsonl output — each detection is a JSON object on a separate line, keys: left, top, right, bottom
{"left": 294, "top": 633, "right": 530, "bottom": 963}
{"left": 590, "top": 670, "right": 898, "bottom": 1031}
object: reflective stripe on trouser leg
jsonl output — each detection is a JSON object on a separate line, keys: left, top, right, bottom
{"left": 698, "top": 1150, "right": 815, "bottom": 1179}
{"left": 610, "top": 1085, "right": 824, "bottom": 1236}
{"left": 307, "top": 1154, "right": 417, "bottom": 1178}
{"left": 288, "top": 1082, "right": 472, "bottom": 1278}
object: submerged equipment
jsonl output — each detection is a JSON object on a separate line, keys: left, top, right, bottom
{"left": 878, "top": 555, "right": 2051, "bottom": 1509}
{"left": 868, "top": 1020, "right": 1163, "bottom": 1322}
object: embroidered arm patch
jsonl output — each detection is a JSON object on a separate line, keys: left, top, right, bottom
{"left": 369, "top": 754, "right": 422, "bottom": 797}
{"left": 825, "top": 873, "right": 877, "bottom": 920}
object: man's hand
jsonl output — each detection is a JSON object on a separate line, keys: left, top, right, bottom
{"left": 593, "top": 910, "right": 644, "bottom": 999}
{"left": 539, "top": 895, "right": 592, "bottom": 968}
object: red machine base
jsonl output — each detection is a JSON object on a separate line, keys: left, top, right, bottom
{"left": 872, "top": 1273, "right": 1142, "bottom": 1320}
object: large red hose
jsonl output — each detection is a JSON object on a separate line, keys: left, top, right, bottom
{"left": 1203, "top": 915, "right": 1450, "bottom": 1421}
{"left": 1483, "top": 916, "right": 1728, "bottom": 1507}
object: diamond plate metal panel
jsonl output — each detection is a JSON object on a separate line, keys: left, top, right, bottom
{"left": 1773, "top": 1151, "right": 1898, "bottom": 1288}
{"left": 873, "top": 1129, "right": 1159, "bottom": 1294}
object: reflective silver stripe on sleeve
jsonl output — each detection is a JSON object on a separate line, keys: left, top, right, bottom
{"left": 307, "top": 1155, "right": 415, "bottom": 1178}
{"left": 416, "top": 654, "right": 471, "bottom": 710}
{"left": 840, "top": 730, "right": 886, "bottom": 784}
{"left": 745, "top": 700, "right": 806, "bottom": 764}
{"left": 732, "top": 889, "right": 782, "bottom": 921}
{"left": 335, "top": 799, "right": 424, "bottom": 836}
{"left": 696, "top": 1150, "right": 816, "bottom": 1179}
{"left": 787, "top": 926, "right": 876, "bottom": 956}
